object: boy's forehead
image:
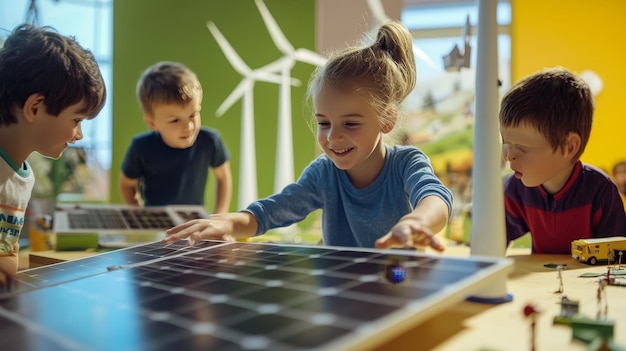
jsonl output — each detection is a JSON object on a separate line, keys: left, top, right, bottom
{"left": 149, "top": 90, "right": 202, "bottom": 107}
{"left": 154, "top": 93, "right": 202, "bottom": 109}
{"left": 151, "top": 99, "right": 201, "bottom": 116}
{"left": 500, "top": 123, "right": 548, "bottom": 144}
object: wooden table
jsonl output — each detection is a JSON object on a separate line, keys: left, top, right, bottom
{"left": 28, "top": 250, "right": 100, "bottom": 268}
{"left": 21, "top": 244, "right": 626, "bottom": 350}
{"left": 372, "top": 246, "right": 625, "bottom": 351}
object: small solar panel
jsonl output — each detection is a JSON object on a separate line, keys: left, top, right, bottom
{"left": 52, "top": 204, "right": 209, "bottom": 247}
{"left": 0, "top": 240, "right": 513, "bottom": 351}
{"left": 53, "top": 204, "right": 209, "bottom": 233}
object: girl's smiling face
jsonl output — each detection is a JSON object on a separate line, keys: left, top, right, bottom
{"left": 313, "top": 84, "right": 393, "bottom": 187}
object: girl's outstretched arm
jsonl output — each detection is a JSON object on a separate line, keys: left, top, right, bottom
{"left": 375, "top": 195, "right": 449, "bottom": 251}
{"left": 163, "top": 211, "right": 258, "bottom": 246}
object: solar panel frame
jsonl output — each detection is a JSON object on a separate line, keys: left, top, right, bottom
{"left": 0, "top": 240, "right": 514, "bottom": 351}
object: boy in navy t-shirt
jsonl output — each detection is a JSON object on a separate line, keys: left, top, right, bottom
{"left": 120, "top": 62, "right": 232, "bottom": 213}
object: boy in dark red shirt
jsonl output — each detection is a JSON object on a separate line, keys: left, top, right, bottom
{"left": 500, "top": 67, "right": 626, "bottom": 254}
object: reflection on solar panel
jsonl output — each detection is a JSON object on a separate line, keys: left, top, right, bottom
{"left": 0, "top": 240, "right": 513, "bottom": 351}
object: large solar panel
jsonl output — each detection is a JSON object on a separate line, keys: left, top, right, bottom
{"left": 0, "top": 240, "right": 513, "bottom": 351}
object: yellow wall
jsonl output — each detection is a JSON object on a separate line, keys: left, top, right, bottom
{"left": 511, "top": 0, "right": 626, "bottom": 173}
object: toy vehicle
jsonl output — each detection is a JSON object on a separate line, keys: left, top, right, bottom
{"left": 571, "top": 236, "right": 626, "bottom": 265}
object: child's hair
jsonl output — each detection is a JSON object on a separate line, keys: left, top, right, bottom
{"left": 612, "top": 161, "right": 626, "bottom": 177}
{"left": 308, "top": 21, "right": 416, "bottom": 137}
{"left": 136, "top": 61, "right": 202, "bottom": 116}
{"left": 499, "top": 67, "right": 593, "bottom": 160}
{"left": 0, "top": 24, "right": 106, "bottom": 126}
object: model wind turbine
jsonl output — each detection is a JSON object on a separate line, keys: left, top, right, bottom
{"left": 468, "top": 0, "right": 511, "bottom": 304}
{"left": 254, "top": 0, "right": 327, "bottom": 196}
{"left": 206, "top": 21, "right": 300, "bottom": 210}
{"left": 366, "top": 0, "right": 438, "bottom": 71}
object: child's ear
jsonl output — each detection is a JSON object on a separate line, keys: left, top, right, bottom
{"left": 143, "top": 115, "right": 158, "bottom": 131}
{"left": 381, "top": 108, "right": 398, "bottom": 134}
{"left": 23, "top": 93, "right": 45, "bottom": 122}
{"left": 565, "top": 132, "right": 581, "bottom": 158}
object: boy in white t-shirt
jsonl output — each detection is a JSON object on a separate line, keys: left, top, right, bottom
{"left": 0, "top": 24, "right": 106, "bottom": 287}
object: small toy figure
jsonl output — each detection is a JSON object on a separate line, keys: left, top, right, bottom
{"left": 523, "top": 304, "right": 540, "bottom": 351}
{"left": 596, "top": 277, "right": 609, "bottom": 320}
{"left": 559, "top": 295, "right": 579, "bottom": 318}
{"left": 555, "top": 264, "right": 565, "bottom": 293}
{"left": 553, "top": 295, "right": 582, "bottom": 326}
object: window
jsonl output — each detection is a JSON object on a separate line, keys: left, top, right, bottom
{"left": 402, "top": 1, "right": 511, "bottom": 82}
{"left": 0, "top": 0, "right": 112, "bottom": 200}
{"left": 399, "top": 1, "right": 512, "bottom": 245}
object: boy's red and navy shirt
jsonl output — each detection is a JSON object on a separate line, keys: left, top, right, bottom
{"left": 504, "top": 161, "right": 626, "bottom": 254}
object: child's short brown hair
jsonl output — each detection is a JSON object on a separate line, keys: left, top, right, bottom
{"left": 499, "top": 67, "right": 593, "bottom": 160}
{"left": 0, "top": 24, "right": 106, "bottom": 126}
{"left": 136, "top": 61, "right": 202, "bottom": 116}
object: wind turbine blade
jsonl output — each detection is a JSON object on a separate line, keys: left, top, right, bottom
{"left": 580, "top": 70, "right": 603, "bottom": 97}
{"left": 367, "top": 0, "right": 390, "bottom": 24}
{"left": 294, "top": 48, "right": 327, "bottom": 67}
{"left": 256, "top": 58, "right": 292, "bottom": 75}
{"left": 413, "top": 45, "right": 438, "bottom": 70}
{"left": 216, "top": 79, "right": 250, "bottom": 117}
{"left": 254, "top": 0, "right": 294, "bottom": 55}
{"left": 207, "top": 21, "right": 251, "bottom": 75}
{"left": 254, "top": 70, "right": 301, "bottom": 87}
{"left": 256, "top": 58, "right": 302, "bottom": 86}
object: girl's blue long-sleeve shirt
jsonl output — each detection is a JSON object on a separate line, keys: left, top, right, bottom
{"left": 245, "top": 145, "right": 453, "bottom": 248}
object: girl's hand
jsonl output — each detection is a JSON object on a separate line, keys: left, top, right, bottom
{"left": 163, "top": 218, "right": 235, "bottom": 246}
{"left": 162, "top": 212, "right": 257, "bottom": 246}
{"left": 375, "top": 218, "right": 445, "bottom": 252}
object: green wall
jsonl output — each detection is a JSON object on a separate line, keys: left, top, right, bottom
{"left": 111, "top": 0, "right": 318, "bottom": 211}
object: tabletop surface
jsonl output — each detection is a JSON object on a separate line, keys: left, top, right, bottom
{"left": 5, "top": 243, "right": 624, "bottom": 351}
{"left": 372, "top": 246, "right": 626, "bottom": 351}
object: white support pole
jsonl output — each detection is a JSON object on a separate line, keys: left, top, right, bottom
{"left": 468, "top": 0, "right": 511, "bottom": 303}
